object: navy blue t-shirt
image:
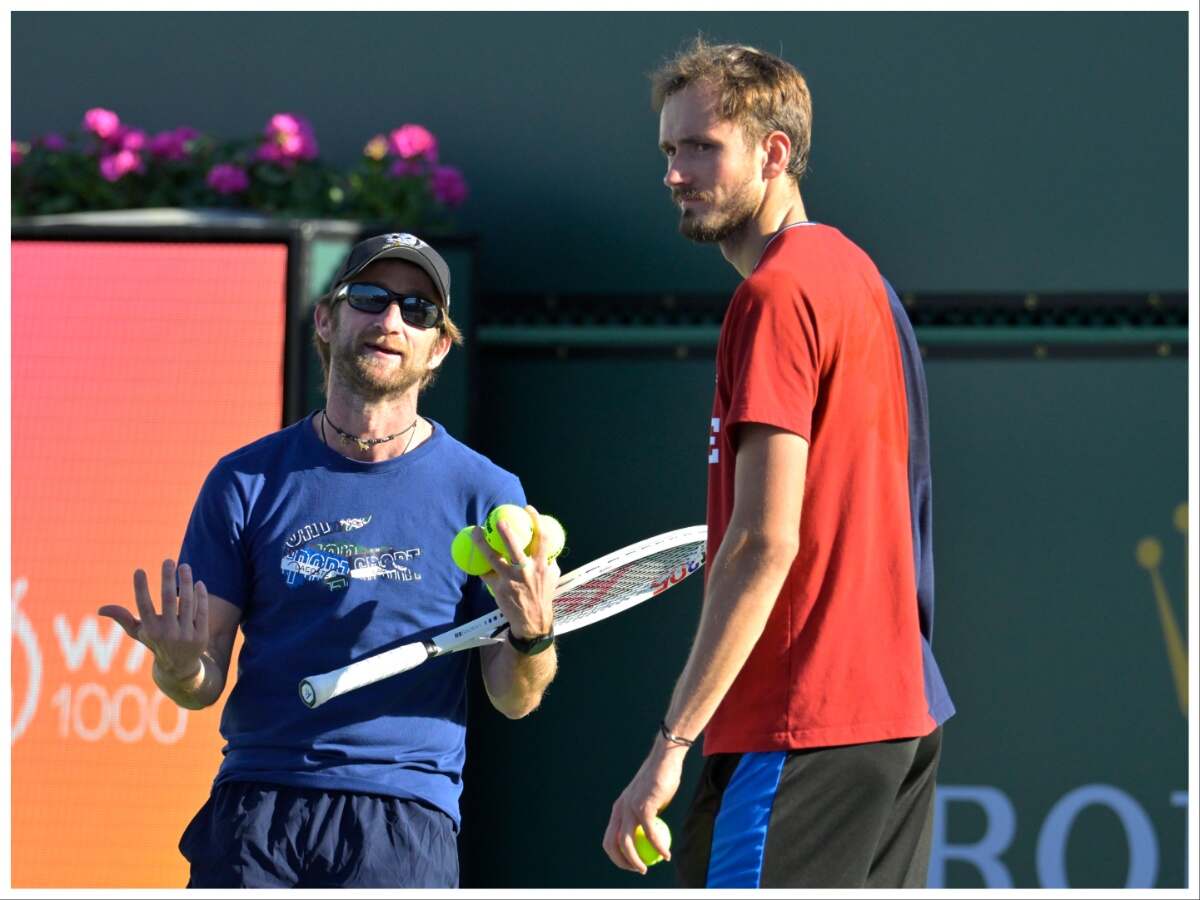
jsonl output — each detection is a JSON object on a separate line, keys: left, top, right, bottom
{"left": 179, "top": 415, "right": 524, "bottom": 825}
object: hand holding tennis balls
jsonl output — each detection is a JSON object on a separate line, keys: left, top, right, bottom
{"left": 634, "top": 818, "right": 671, "bottom": 866}
{"left": 450, "top": 506, "right": 567, "bottom": 576}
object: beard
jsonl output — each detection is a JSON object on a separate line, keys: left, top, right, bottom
{"left": 675, "top": 176, "right": 760, "bottom": 243}
{"left": 330, "top": 328, "right": 432, "bottom": 401}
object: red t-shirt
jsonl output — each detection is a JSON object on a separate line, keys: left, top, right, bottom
{"left": 704, "top": 223, "right": 937, "bottom": 753}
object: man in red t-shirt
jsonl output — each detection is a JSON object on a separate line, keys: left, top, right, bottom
{"left": 602, "top": 39, "right": 954, "bottom": 888}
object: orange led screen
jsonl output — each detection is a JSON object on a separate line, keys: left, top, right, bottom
{"left": 11, "top": 240, "right": 288, "bottom": 887}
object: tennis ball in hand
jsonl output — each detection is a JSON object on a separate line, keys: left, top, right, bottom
{"left": 634, "top": 819, "right": 671, "bottom": 867}
{"left": 527, "top": 514, "right": 566, "bottom": 561}
{"left": 484, "top": 504, "right": 534, "bottom": 561}
{"left": 451, "top": 526, "right": 493, "bottom": 576}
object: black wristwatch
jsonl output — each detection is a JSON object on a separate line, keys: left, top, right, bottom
{"left": 507, "top": 624, "right": 555, "bottom": 656}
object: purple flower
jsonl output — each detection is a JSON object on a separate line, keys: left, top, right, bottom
{"left": 12, "top": 141, "right": 26, "bottom": 167}
{"left": 149, "top": 131, "right": 183, "bottom": 160}
{"left": 389, "top": 124, "right": 437, "bottom": 161}
{"left": 430, "top": 164, "right": 468, "bottom": 207}
{"left": 207, "top": 163, "right": 250, "bottom": 195}
{"left": 255, "top": 142, "right": 283, "bottom": 164}
{"left": 40, "top": 133, "right": 68, "bottom": 151}
{"left": 83, "top": 107, "right": 121, "bottom": 140}
{"left": 148, "top": 127, "right": 198, "bottom": 161}
{"left": 99, "top": 149, "right": 144, "bottom": 182}
{"left": 388, "top": 158, "right": 425, "bottom": 178}
{"left": 259, "top": 112, "right": 318, "bottom": 165}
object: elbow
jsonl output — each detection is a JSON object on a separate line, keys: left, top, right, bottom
{"left": 502, "top": 700, "right": 540, "bottom": 720}
{"left": 491, "top": 691, "right": 545, "bottom": 720}
{"left": 738, "top": 528, "right": 801, "bottom": 572}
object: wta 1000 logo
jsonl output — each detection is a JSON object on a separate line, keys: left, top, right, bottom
{"left": 11, "top": 577, "right": 188, "bottom": 746}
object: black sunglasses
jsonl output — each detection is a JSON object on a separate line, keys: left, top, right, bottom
{"left": 333, "top": 282, "right": 444, "bottom": 329}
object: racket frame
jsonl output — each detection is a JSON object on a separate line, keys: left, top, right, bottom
{"left": 299, "top": 524, "right": 707, "bottom": 708}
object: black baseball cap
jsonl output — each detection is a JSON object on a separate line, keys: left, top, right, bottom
{"left": 331, "top": 232, "right": 452, "bottom": 310}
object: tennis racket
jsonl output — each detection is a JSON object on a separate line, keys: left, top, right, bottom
{"left": 299, "top": 524, "right": 707, "bottom": 708}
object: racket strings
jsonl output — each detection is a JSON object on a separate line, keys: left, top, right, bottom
{"left": 551, "top": 542, "right": 704, "bottom": 627}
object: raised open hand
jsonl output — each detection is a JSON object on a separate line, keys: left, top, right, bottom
{"left": 99, "top": 559, "right": 209, "bottom": 680}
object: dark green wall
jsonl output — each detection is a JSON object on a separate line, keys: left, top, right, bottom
{"left": 11, "top": 12, "right": 1188, "bottom": 295}
{"left": 460, "top": 350, "right": 1188, "bottom": 888}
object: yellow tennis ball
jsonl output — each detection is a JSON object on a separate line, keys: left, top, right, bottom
{"left": 451, "top": 526, "right": 492, "bottom": 576}
{"left": 634, "top": 819, "right": 671, "bottom": 867}
{"left": 484, "top": 504, "right": 533, "bottom": 561}
{"left": 528, "top": 514, "right": 566, "bottom": 560}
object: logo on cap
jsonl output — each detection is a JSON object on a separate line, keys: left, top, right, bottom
{"left": 386, "top": 233, "right": 421, "bottom": 248}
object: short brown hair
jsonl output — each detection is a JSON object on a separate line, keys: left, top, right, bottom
{"left": 312, "top": 293, "right": 463, "bottom": 394}
{"left": 651, "top": 37, "right": 813, "bottom": 184}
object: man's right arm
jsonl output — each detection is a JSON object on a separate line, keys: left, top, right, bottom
{"left": 99, "top": 559, "right": 242, "bottom": 711}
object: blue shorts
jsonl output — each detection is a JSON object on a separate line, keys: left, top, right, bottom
{"left": 179, "top": 780, "right": 459, "bottom": 888}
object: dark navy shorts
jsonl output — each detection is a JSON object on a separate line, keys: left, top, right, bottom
{"left": 675, "top": 727, "right": 943, "bottom": 889}
{"left": 179, "top": 780, "right": 459, "bottom": 888}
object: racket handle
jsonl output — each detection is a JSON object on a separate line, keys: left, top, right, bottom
{"left": 299, "top": 641, "right": 433, "bottom": 708}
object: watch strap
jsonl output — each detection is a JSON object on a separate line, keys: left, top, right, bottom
{"left": 507, "top": 624, "right": 555, "bottom": 656}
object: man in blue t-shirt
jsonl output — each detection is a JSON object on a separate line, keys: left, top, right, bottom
{"left": 99, "top": 233, "right": 559, "bottom": 888}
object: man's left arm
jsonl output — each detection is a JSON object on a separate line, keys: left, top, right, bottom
{"left": 474, "top": 506, "right": 560, "bottom": 719}
{"left": 602, "top": 423, "right": 808, "bottom": 873}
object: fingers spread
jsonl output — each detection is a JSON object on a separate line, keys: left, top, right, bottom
{"left": 132, "top": 568, "right": 156, "bottom": 622}
{"left": 98, "top": 605, "right": 141, "bottom": 640}
{"left": 193, "top": 580, "right": 210, "bottom": 638}
{"left": 177, "top": 564, "right": 195, "bottom": 635}
{"left": 160, "top": 559, "right": 178, "bottom": 619}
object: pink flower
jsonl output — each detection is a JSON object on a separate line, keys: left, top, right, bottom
{"left": 40, "top": 133, "right": 68, "bottom": 151}
{"left": 266, "top": 113, "right": 305, "bottom": 136}
{"left": 12, "top": 141, "right": 26, "bottom": 167}
{"left": 83, "top": 107, "right": 121, "bottom": 140}
{"left": 119, "top": 128, "right": 147, "bottom": 152}
{"left": 389, "top": 158, "right": 424, "bottom": 178}
{"left": 389, "top": 124, "right": 437, "bottom": 161}
{"left": 207, "top": 163, "right": 250, "bottom": 195}
{"left": 99, "top": 149, "right": 144, "bottom": 182}
{"left": 260, "top": 112, "right": 318, "bottom": 163}
{"left": 278, "top": 132, "right": 305, "bottom": 156}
